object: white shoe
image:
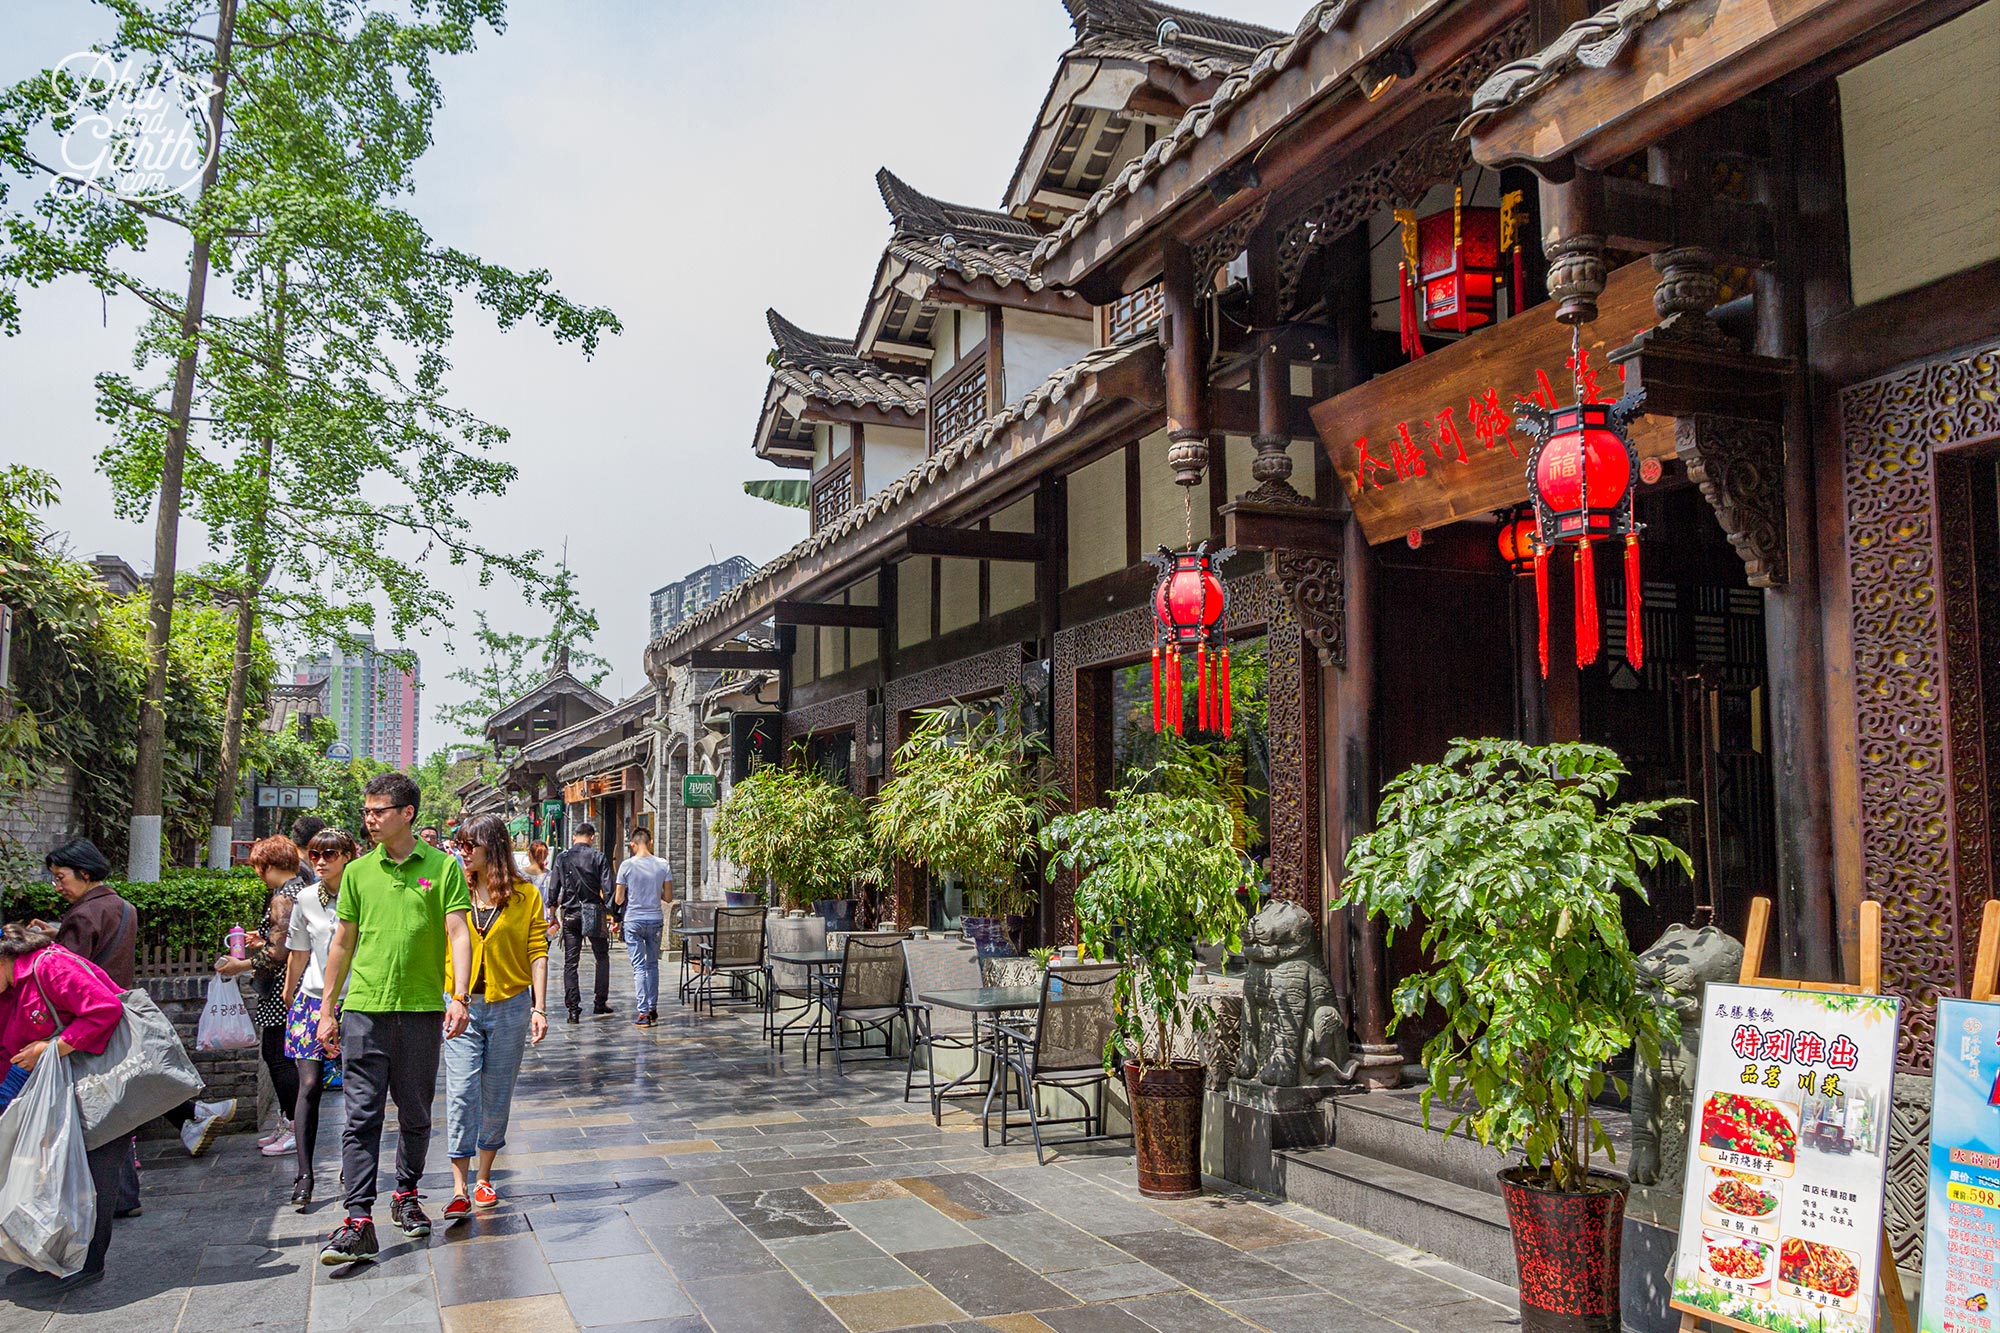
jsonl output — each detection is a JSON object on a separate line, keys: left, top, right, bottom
{"left": 181, "top": 1114, "right": 224, "bottom": 1158}
{"left": 260, "top": 1131, "right": 297, "bottom": 1157}
{"left": 194, "top": 1099, "right": 237, "bottom": 1125}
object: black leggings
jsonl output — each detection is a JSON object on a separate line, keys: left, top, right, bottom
{"left": 293, "top": 1058, "right": 326, "bottom": 1178}
{"left": 83, "top": 1137, "right": 122, "bottom": 1274}
{"left": 262, "top": 1024, "right": 300, "bottom": 1117}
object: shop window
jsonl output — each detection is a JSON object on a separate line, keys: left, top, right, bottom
{"left": 1107, "top": 635, "right": 1271, "bottom": 873}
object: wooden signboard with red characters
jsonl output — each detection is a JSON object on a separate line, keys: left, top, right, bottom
{"left": 1673, "top": 898, "right": 1914, "bottom": 1333}
{"left": 1310, "top": 259, "right": 1673, "bottom": 544}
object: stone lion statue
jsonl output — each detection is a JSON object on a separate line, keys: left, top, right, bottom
{"left": 1234, "top": 900, "right": 1359, "bottom": 1087}
{"left": 1630, "top": 922, "right": 1744, "bottom": 1188}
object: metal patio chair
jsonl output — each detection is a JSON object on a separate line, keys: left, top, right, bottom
{"left": 764, "top": 913, "right": 828, "bottom": 1051}
{"left": 690, "top": 905, "right": 765, "bottom": 1015}
{"left": 985, "top": 962, "right": 1130, "bottom": 1163}
{"left": 674, "top": 900, "right": 718, "bottom": 1004}
{"left": 901, "top": 937, "right": 985, "bottom": 1118}
{"left": 815, "top": 932, "right": 908, "bottom": 1073}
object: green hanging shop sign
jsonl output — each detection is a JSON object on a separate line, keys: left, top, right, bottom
{"left": 682, "top": 773, "right": 719, "bottom": 808}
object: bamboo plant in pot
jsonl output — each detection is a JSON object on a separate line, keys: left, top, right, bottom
{"left": 711, "top": 762, "right": 873, "bottom": 917}
{"left": 1337, "top": 739, "right": 1687, "bottom": 1333}
{"left": 1043, "top": 741, "right": 1247, "bottom": 1198}
{"left": 871, "top": 704, "right": 1058, "bottom": 955}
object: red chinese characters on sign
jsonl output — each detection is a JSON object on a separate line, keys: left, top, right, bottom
{"left": 1727, "top": 1024, "right": 1858, "bottom": 1071}
{"left": 1346, "top": 352, "right": 1621, "bottom": 494}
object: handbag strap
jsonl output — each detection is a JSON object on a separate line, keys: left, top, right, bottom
{"left": 28, "top": 946, "right": 70, "bottom": 1032}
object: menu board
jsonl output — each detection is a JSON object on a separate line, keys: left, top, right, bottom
{"left": 1671, "top": 982, "right": 1903, "bottom": 1332}
{"left": 1923, "top": 998, "right": 2000, "bottom": 1332}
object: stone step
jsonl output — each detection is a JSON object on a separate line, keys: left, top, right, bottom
{"left": 1331, "top": 1093, "right": 1517, "bottom": 1197}
{"left": 1277, "top": 1144, "right": 1520, "bottom": 1288}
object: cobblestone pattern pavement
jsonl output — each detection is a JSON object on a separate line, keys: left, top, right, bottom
{"left": 0, "top": 960, "right": 1520, "bottom": 1332}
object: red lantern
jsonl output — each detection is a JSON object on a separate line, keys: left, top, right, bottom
{"left": 1516, "top": 391, "right": 1647, "bottom": 675}
{"left": 1494, "top": 504, "right": 1538, "bottom": 577}
{"left": 1395, "top": 188, "right": 1525, "bottom": 359}
{"left": 1145, "top": 542, "right": 1232, "bottom": 737}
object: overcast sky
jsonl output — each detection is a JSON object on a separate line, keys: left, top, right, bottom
{"left": 2, "top": 0, "right": 1310, "bottom": 756}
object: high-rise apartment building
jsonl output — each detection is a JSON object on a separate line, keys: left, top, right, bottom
{"left": 295, "top": 635, "right": 420, "bottom": 768}
{"left": 649, "top": 556, "right": 756, "bottom": 640}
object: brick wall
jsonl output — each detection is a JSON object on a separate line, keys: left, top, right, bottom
{"left": 0, "top": 761, "right": 78, "bottom": 858}
{"left": 139, "top": 974, "right": 265, "bottom": 1138}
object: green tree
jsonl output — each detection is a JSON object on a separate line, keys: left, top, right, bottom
{"left": 1, "top": 0, "right": 619, "bottom": 876}
{"left": 435, "top": 608, "right": 611, "bottom": 746}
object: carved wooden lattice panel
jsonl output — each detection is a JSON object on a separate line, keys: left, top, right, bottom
{"left": 1839, "top": 341, "right": 2000, "bottom": 1072}
{"left": 930, "top": 364, "right": 989, "bottom": 454}
{"left": 1884, "top": 1075, "right": 1931, "bottom": 1273}
{"left": 782, "top": 689, "right": 869, "bottom": 794}
{"left": 1104, "top": 283, "right": 1164, "bottom": 345}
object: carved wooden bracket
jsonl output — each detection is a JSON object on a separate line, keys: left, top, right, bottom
{"left": 1269, "top": 549, "right": 1346, "bottom": 668}
{"left": 1675, "top": 414, "right": 1788, "bottom": 588}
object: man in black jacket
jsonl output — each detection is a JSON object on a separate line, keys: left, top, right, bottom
{"left": 545, "top": 823, "right": 614, "bottom": 1021}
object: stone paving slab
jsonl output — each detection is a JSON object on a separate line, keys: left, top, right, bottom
{"left": 1, "top": 964, "right": 1519, "bottom": 1332}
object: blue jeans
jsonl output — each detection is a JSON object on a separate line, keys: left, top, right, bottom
{"left": 441, "top": 989, "right": 531, "bottom": 1160}
{"left": 625, "top": 917, "right": 663, "bottom": 1014}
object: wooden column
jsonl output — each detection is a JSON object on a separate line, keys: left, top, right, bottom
{"left": 1539, "top": 170, "right": 1607, "bottom": 326}
{"left": 1161, "top": 239, "right": 1210, "bottom": 486}
{"left": 1322, "top": 225, "right": 1398, "bottom": 1087}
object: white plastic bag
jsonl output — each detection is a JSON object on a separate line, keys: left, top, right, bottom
{"left": 195, "top": 975, "right": 257, "bottom": 1051}
{"left": 0, "top": 1053, "right": 97, "bottom": 1277}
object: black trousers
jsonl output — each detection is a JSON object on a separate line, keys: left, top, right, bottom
{"left": 339, "top": 1010, "right": 443, "bottom": 1217}
{"left": 83, "top": 1137, "right": 122, "bottom": 1274}
{"left": 562, "top": 923, "right": 610, "bottom": 1013}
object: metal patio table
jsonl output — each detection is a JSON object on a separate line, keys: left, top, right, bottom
{"left": 769, "top": 948, "right": 844, "bottom": 1057}
{"left": 912, "top": 985, "right": 1044, "bottom": 1127}
{"left": 677, "top": 925, "right": 716, "bottom": 1004}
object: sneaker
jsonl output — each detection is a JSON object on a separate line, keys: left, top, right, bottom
{"left": 472, "top": 1180, "right": 499, "bottom": 1210}
{"left": 320, "top": 1217, "right": 378, "bottom": 1266}
{"left": 194, "top": 1098, "right": 237, "bottom": 1125}
{"left": 257, "top": 1115, "right": 289, "bottom": 1147}
{"left": 261, "top": 1130, "right": 297, "bottom": 1157}
{"left": 567, "top": 1008, "right": 581, "bottom": 1024}
{"left": 390, "top": 1190, "right": 431, "bottom": 1238}
{"left": 181, "top": 1111, "right": 226, "bottom": 1158}
{"left": 633, "top": 1013, "right": 651, "bottom": 1028}
{"left": 646, "top": 1010, "right": 658, "bottom": 1024}
{"left": 442, "top": 1194, "right": 471, "bottom": 1223}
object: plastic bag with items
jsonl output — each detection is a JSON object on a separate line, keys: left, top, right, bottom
{"left": 196, "top": 974, "right": 257, "bottom": 1052}
{"left": 0, "top": 1053, "right": 96, "bottom": 1276}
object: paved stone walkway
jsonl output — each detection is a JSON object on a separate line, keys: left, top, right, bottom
{"left": 1, "top": 963, "right": 1519, "bottom": 1332}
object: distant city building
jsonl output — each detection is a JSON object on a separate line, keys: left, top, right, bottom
{"left": 88, "top": 555, "right": 144, "bottom": 597}
{"left": 294, "top": 634, "right": 420, "bottom": 768}
{"left": 650, "top": 557, "right": 756, "bottom": 640}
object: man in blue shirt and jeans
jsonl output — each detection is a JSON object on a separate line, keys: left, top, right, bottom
{"left": 614, "top": 826, "right": 673, "bottom": 1027}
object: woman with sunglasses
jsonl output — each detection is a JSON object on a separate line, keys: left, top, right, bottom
{"left": 278, "top": 828, "right": 360, "bottom": 1209}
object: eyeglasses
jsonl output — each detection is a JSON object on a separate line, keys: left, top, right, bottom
{"left": 361, "top": 806, "right": 404, "bottom": 821}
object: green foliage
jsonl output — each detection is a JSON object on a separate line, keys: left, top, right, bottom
{"left": 1042, "top": 737, "right": 1248, "bottom": 1069}
{"left": 871, "top": 704, "right": 1061, "bottom": 918}
{"left": 712, "top": 764, "right": 873, "bottom": 911}
{"left": 1, "top": 868, "right": 268, "bottom": 962}
{"left": 0, "top": 470, "right": 259, "bottom": 866}
{"left": 1336, "top": 739, "right": 1689, "bottom": 1193}
{"left": 435, "top": 609, "right": 610, "bottom": 745}
{"left": 244, "top": 715, "right": 388, "bottom": 836}
{"left": 411, "top": 746, "right": 497, "bottom": 829}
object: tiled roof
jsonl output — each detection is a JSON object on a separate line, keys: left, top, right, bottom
{"left": 650, "top": 339, "right": 1155, "bottom": 671}
{"left": 1032, "top": 0, "right": 1362, "bottom": 269}
{"left": 1064, "top": 0, "right": 1285, "bottom": 79}
{"left": 765, "top": 309, "right": 926, "bottom": 414}
{"left": 877, "top": 168, "right": 1045, "bottom": 291}
{"left": 1457, "top": 0, "right": 1687, "bottom": 138}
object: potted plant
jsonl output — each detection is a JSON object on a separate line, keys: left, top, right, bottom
{"left": 1337, "top": 739, "right": 1687, "bottom": 1333}
{"left": 711, "top": 763, "right": 873, "bottom": 922}
{"left": 1042, "top": 740, "right": 1247, "bottom": 1198}
{"left": 871, "top": 704, "right": 1059, "bottom": 955}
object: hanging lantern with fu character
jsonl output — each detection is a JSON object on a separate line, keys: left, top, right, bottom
{"left": 1515, "top": 386, "right": 1648, "bottom": 677}
{"left": 1395, "top": 188, "right": 1526, "bottom": 360}
{"left": 1144, "top": 541, "right": 1234, "bottom": 737}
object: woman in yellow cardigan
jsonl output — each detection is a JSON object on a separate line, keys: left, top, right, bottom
{"left": 441, "top": 813, "right": 550, "bottom": 1217}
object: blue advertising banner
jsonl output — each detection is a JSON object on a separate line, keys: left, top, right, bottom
{"left": 1923, "top": 998, "right": 2000, "bottom": 1333}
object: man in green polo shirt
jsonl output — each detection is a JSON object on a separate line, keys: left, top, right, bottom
{"left": 313, "top": 772, "right": 472, "bottom": 1266}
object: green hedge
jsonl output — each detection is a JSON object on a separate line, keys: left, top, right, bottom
{"left": 2, "top": 867, "right": 271, "bottom": 962}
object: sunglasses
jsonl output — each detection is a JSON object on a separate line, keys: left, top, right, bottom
{"left": 307, "top": 849, "right": 346, "bottom": 861}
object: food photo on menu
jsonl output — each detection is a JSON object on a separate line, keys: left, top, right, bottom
{"left": 1671, "top": 984, "right": 1901, "bottom": 1333}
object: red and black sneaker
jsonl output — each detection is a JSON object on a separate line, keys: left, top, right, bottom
{"left": 390, "top": 1189, "right": 432, "bottom": 1238}
{"left": 320, "top": 1217, "right": 379, "bottom": 1266}
{"left": 442, "top": 1194, "right": 471, "bottom": 1223}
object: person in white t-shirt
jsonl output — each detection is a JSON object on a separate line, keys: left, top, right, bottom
{"left": 280, "top": 827, "right": 358, "bottom": 1212}
{"left": 614, "top": 827, "right": 674, "bottom": 1026}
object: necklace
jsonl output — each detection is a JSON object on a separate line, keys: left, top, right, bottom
{"left": 471, "top": 893, "right": 503, "bottom": 936}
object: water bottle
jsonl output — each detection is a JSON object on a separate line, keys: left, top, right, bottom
{"left": 226, "top": 924, "right": 247, "bottom": 959}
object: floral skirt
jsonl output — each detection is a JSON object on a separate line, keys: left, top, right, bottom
{"left": 282, "top": 991, "right": 329, "bottom": 1060}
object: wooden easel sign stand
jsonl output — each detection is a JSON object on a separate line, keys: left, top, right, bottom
{"left": 1671, "top": 897, "right": 1913, "bottom": 1333}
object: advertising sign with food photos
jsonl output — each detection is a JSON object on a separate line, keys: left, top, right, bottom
{"left": 1671, "top": 982, "right": 1902, "bottom": 1332}
{"left": 1922, "top": 998, "right": 2000, "bottom": 1332}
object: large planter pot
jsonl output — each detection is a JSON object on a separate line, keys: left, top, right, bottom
{"left": 723, "top": 890, "right": 762, "bottom": 908}
{"left": 1498, "top": 1166, "right": 1627, "bottom": 1333}
{"left": 813, "top": 898, "right": 857, "bottom": 933}
{"left": 1124, "top": 1060, "right": 1205, "bottom": 1199}
{"left": 962, "top": 915, "right": 1016, "bottom": 958}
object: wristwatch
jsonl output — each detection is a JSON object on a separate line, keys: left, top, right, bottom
{"left": 449, "top": 992, "right": 469, "bottom": 1004}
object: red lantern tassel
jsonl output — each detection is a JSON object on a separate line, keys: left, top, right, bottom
{"left": 1208, "top": 644, "right": 1224, "bottom": 736}
{"left": 1195, "top": 641, "right": 1209, "bottom": 731}
{"left": 1398, "top": 262, "right": 1425, "bottom": 360}
{"left": 1624, "top": 533, "right": 1644, "bottom": 668}
{"left": 1534, "top": 544, "right": 1550, "bottom": 679}
{"left": 1151, "top": 644, "right": 1163, "bottom": 733}
{"left": 1170, "top": 648, "right": 1184, "bottom": 734}
{"left": 1574, "top": 539, "right": 1599, "bottom": 668}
